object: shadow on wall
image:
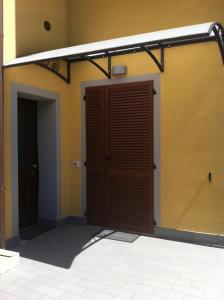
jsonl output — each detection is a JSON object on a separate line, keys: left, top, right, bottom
{"left": 12, "top": 224, "right": 103, "bottom": 269}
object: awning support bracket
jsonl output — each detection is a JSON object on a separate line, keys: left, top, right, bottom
{"left": 142, "top": 46, "right": 164, "bottom": 72}
{"left": 212, "top": 23, "right": 224, "bottom": 64}
{"left": 36, "top": 59, "right": 71, "bottom": 84}
{"left": 25, "top": 22, "right": 224, "bottom": 84}
{"left": 83, "top": 55, "right": 112, "bottom": 79}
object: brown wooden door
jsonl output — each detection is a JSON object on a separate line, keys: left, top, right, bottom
{"left": 18, "top": 99, "right": 39, "bottom": 230}
{"left": 86, "top": 87, "right": 106, "bottom": 226}
{"left": 86, "top": 81, "right": 154, "bottom": 234}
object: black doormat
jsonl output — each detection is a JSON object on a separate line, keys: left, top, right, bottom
{"left": 95, "top": 229, "right": 139, "bottom": 243}
{"left": 20, "top": 224, "right": 56, "bottom": 240}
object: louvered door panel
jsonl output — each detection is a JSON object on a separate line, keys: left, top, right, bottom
{"left": 105, "top": 82, "right": 154, "bottom": 233}
{"left": 86, "top": 81, "right": 154, "bottom": 234}
{"left": 86, "top": 87, "right": 106, "bottom": 226}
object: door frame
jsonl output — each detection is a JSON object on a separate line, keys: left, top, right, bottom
{"left": 11, "top": 82, "right": 61, "bottom": 237}
{"left": 0, "top": 0, "right": 4, "bottom": 248}
{"left": 81, "top": 74, "right": 161, "bottom": 226}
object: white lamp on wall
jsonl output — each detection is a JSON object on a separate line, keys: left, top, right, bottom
{"left": 111, "top": 65, "right": 128, "bottom": 76}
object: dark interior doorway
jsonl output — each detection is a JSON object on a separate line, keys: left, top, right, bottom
{"left": 18, "top": 98, "right": 39, "bottom": 231}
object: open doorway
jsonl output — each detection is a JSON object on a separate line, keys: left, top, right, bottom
{"left": 11, "top": 83, "right": 61, "bottom": 243}
{"left": 17, "top": 96, "right": 60, "bottom": 239}
{"left": 18, "top": 99, "right": 38, "bottom": 231}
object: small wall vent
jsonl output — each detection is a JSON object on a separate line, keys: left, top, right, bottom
{"left": 44, "top": 21, "right": 51, "bottom": 31}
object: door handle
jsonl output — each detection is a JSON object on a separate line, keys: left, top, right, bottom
{"left": 32, "top": 164, "right": 38, "bottom": 176}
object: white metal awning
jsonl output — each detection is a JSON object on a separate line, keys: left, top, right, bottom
{"left": 4, "top": 22, "right": 224, "bottom": 83}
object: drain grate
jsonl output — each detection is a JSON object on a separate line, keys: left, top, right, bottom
{"left": 95, "top": 230, "right": 139, "bottom": 243}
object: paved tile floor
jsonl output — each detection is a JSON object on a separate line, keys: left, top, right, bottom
{"left": 1, "top": 225, "right": 224, "bottom": 299}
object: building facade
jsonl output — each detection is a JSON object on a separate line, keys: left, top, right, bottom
{"left": 1, "top": 0, "right": 224, "bottom": 247}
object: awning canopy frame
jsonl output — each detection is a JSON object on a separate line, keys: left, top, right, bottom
{"left": 37, "top": 59, "right": 71, "bottom": 83}
{"left": 143, "top": 47, "right": 165, "bottom": 72}
{"left": 4, "top": 22, "right": 224, "bottom": 84}
{"left": 82, "top": 55, "right": 112, "bottom": 79}
{"left": 213, "top": 23, "right": 224, "bottom": 63}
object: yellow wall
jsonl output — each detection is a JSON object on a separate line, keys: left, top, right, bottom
{"left": 4, "top": 0, "right": 69, "bottom": 62}
{"left": 68, "top": 0, "right": 224, "bottom": 44}
{"left": 3, "top": 0, "right": 224, "bottom": 238}
{"left": 67, "top": 0, "right": 224, "bottom": 234}
{"left": 3, "top": 0, "right": 16, "bottom": 63}
{"left": 161, "top": 44, "right": 224, "bottom": 233}
{"left": 16, "top": 0, "right": 69, "bottom": 57}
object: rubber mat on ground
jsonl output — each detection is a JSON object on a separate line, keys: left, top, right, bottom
{"left": 95, "top": 230, "right": 139, "bottom": 243}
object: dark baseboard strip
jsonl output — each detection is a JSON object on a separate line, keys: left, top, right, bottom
{"left": 154, "top": 226, "right": 224, "bottom": 247}
{"left": 58, "top": 216, "right": 87, "bottom": 226}
{"left": 7, "top": 221, "right": 223, "bottom": 249}
{"left": 39, "top": 216, "right": 87, "bottom": 227}
{"left": 6, "top": 216, "right": 87, "bottom": 249}
{"left": 38, "top": 219, "right": 58, "bottom": 227}
{"left": 5, "top": 235, "right": 20, "bottom": 249}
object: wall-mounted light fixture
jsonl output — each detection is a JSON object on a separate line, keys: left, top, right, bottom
{"left": 111, "top": 65, "right": 127, "bottom": 76}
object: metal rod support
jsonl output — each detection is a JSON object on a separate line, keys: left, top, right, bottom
{"left": 142, "top": 47, "right": 164, "bottom": 72}
{"left": 108, "top": 55, "right": 112, "bottom": 79}
{"left": 67, "top": 61, "right": 71, "bottom": 83}
{"left": 83, "top": 56, "right": 111, "bottom": 79}
{"left": 212, "top": 23, "right": 224, "bottom": 64}
{"left": 36, "top": 61, "right": 71, "bottom": 84}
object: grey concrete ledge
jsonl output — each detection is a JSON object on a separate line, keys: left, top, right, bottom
{"left": 6, "top": 222, "right": 224, "bottom": 249}
{"left": 5, "top": 235, "right": 20, "bottom": 249}
{"left": 6, "top": 216, "right": 87, "bottom": 249}
{"left": 154, "top": 226, "right": 224, "bottom": 247}
{"left": 58, "top": 216, "right": 87, "bottom": 226}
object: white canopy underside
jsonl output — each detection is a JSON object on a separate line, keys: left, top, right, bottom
{"left": 4, "top": 22, "right": 216, "bottom": 67}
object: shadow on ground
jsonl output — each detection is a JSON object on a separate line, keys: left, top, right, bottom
{"left": 12, "top": 224, "right": 102, "bottom": 269}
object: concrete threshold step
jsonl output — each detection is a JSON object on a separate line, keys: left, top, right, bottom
{"left": 0, "top": 249, "right": 19, "bottom": 274}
